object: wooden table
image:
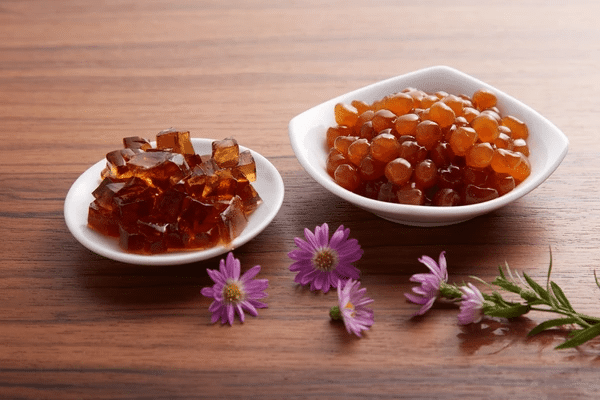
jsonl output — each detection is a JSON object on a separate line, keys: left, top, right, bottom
{"left": 2, "top": 1, "right": 599, "bottom": 398}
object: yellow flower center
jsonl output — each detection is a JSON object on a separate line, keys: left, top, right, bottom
{"left": 223, "top": 281, "right": 243, "bottom": 304}
{"left": 345, "top": 301, "right": 356, "bottom": 317}
{"left": 312, "top": 248, "right": 338, "bottom": 272}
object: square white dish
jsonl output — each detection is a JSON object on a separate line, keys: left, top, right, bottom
{"left": 288, "top": 65, "right": 569, "bottom": 226}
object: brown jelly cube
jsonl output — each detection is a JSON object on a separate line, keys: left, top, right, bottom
{"left": 127, "top": 151, "right": 191, "bottom": 188}
{"left": 236, "top": 179, "right": 263, "bottom": 214}
{"left": 212, "top": 137, "right": 239, "bottom": 168}
{"left": 118, "top": 225, "right": 147, "bottom": 253}
{"left": 113, "top": 181, "right": 157, "bottom": 224}
{"left": 179, "top": 196, "right": 213, "bottom": 234}
{"left": 234, "top": 150, "right": 257, "bottom": 182}
{"left": 202, "top": 169, "right": 238, "bottom": 200}
{"left": 164, "top": 222, "right": 190, "bottom": 249}
{"left": 90, "top": 133, "right": 261, "bottom": 254}
{"left": 189, "top": 224, "right": 221, "bottom": 249}
{"left": 153, "top": 188, "right": 187, "bottom": 223}
{"left": 88, "top": 200, "right": 119, "bottom": 237}
{"left": 92, "top": 178, "right": 126, "bottom": 211}
{"left": 136, "top": 219, "right": 170, "bottom": 254}
{"left": 105, "top": 148, "right": 136, "bottom": 180}
{"left": 123, "top": 136, "right": 151, "bottom": 152}
{"left": 219, "top": 196, "right": 248, "bottom": 243}
{"left": 183, "top": 165, "right": 211, "bottom": 198}
{"left": 156, "top": 128, "right": 195, "bottom": 155}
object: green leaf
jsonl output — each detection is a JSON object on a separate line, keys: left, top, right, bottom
{"left": 523, "top": 272, "right": 550, "bottom": 302}
{"left": 550, "top": 281, "right": 574, "bottom": 312}
{"left": 484, "top": 303, "right": 531, "bottom": 319}
{"left": 555, "top": 322, "right": 600, "bottom": 349}
{"left": 492, "top": 277, "right": 522, "bottom": 294}
{"left": 546, "top": 246, "right": 554, "bottom": 291}
{"left": 528, "top": 317, "right": 577, "bottom": 337}
{"left": 594, "top": 270, "right": 600, "bottom": 290}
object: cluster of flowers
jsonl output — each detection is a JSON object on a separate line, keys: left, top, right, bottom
{"left": 201, "top": 223, "right": 374, "bottom": 336}
{"left": 202, "top": 224, "right": 600, "bottom": 347}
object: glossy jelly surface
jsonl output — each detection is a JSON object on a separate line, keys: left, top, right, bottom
{"left": 88, "top": 129, "right": 262, "bottom": 254}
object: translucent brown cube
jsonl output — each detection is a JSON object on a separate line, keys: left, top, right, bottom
{"left": 212, "top": 137, "right": 239, "bottom": 168}
{"left": 156, "top": 128, "right": 195, "bottom": 155}
{"left": 88, "top": 131, "right": 262, "bottom": 254}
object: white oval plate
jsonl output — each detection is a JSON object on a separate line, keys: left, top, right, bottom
{"left": 289, "top": 65, "right": 569, "bottom": 226}
{"left": 64, "top": 138, "right": 284, "bottom": 265}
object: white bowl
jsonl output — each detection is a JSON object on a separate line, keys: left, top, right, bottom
{"left": 288, "top": 65, "right": 569, "bottom": 227}
{"left": 64, "top": 138, "right": 285, "bottom": 265}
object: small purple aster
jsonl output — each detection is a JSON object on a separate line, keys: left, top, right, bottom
{"left": 201, "top": 252, "right": 268, "bottom": 325}
{"left": 457, "top": 282, "right": 485, "bottom": 325}
{"left": 405, "top": 251, "right": 449, "bottom": 316}
{"left": 331, "top": 279, "right": 374, "bottom": 337}
{"left": 288, "top": 223, "right": 363, "bottom": 293}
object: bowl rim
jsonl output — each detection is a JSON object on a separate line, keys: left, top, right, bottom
{"left": 288, "top": 65, "right": 569, "bottom": 224}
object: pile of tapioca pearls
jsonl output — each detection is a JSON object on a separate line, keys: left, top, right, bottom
{"left": 325, "top": 88, "right": 531, "bottom": 206}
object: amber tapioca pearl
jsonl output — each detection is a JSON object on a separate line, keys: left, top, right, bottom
{"left": 351, "top": 100, "right": 371, "bottom": 115}
{"left": 396, "top": 183, "right": 425, "bottom": 205}
{"left": 333, "top": 135, "right": 359, "bottom": 156}
{"left": 490, "top": 173, "right": 516, "bottom": 195}
{"left": 347, "top": 138, "right": 370, "bottom": 166}
{"left": 415, "top": 120, "right": 443, "bottom": 150}
{"left": 512, "top": 138, "right": 529, "bottom": 156}
{"left": 463, "top": 184, "right": 499, "bottom": 205}
{"left": 355, "top": 110, "right": 375, "bottom": 128}
{"left": 404, "top": 88, "right": 426, "bottom": 108}
{"left": 326, "top": 148, "right": 349, "bottom": 177}
{"left": 449, "top": 126, "right": 477, "bottom": 156}
{"left": 426, "top": 101, "right": 456, "bottom": 129}
{"left": 463, "top": 166, "right": 491, "bottom": 187}
{"left": 334, "top": 164, "right": 360, "bottom": 192}
{"left": 441, "top": 94, "right": 465, "bottom": 116}
{"left": 326, "top": 125, "right": 353, "bottom": 148}
{"left": 394, "top": 113, "right": 420, "bottom": 137}
{"left": 377, "top": 181, "right": 397, "bottom": 203}
{"left": 359, "top": 121, "right": 377, "bottom": 141}
{"left": 438, "top": 165, "right": 464, "bottom": 189}
{"left": 370, "top": 132, "right": 401, "bottom": 163}
{"left": 430, "top": 142, "right": 455, "bottom": 168}
{"left": 490, "top": 148, "right": 531, "bottom": 182}
{"left": 384, "top": 158, "right": 413, "bottom": 186}
{"left": 470, "top": 113, "right": 499, "bottom": 143}
{"left": 398, "top": 139, "right": 428, "bottom": 165}
{"left": 371, "top": 109, "right": 397, "bottom": 133}
{"left": 466, "top": 142, "right": 494, "bottom": 169}
{"left": 494, "top": 130, "right": 513, "bottom": 150}
{"left": 380, "top": 92, "right": 414, "bottom": 116}
{"left": 414, "top": 159, "right": 437, "bottom": 189}
{"left": 334, "top": 103, "right": 359, "bottom": 127}
{"left": 432, "top": 188, "right": 461, "bottom": 206}
{"left": 472, "top": 89, "right": 497, "bottom": 111}
{"left": 462, "top": 107, "right": 480, "bottom": 124}
{"left": 359, "top": 155, "right": 386, "bottom": 181}
{"left": 360, "top": 178, "right": 386, "bottom": 199}
{"left": 501, "top": 115, "right": 529, "bottom": 140}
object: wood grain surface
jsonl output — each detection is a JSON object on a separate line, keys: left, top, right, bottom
{"left": 1, "top": 0, "right": 600, "bottom": 398}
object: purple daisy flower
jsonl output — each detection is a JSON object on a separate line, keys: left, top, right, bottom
{"left": 457, "top": 282, "right": 485, "bottom": 325}
{"left": 405, "top": 251, "right": 448, "bottom": 316}
{"left": 288, "top": 223, "right": 363, "bottom": 293}
{"left": 334, "top": 279, "right": 374, "bottom": 337}
{"left": 200, "top": 252, "right": 268, "bottom": 325}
